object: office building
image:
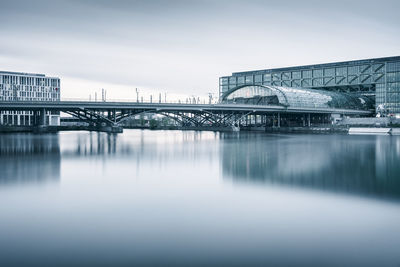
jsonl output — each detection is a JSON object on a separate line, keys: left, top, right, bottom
{"left": 0, "top": 71, "right": 61, "bottom": 125}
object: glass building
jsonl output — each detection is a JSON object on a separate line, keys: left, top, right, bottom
{"left": 222, "top": 85, "right": 373, "bottom": 111}
{"left": 219, "top": 56, "right": 400, "bottom": 114}
{"left": 0, "top": 71, "right": 61, "bottom": 126}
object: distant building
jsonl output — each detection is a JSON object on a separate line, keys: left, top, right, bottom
{"left": 219, "top": 56, "right": 400, "bottom": 115}
{"left": 0, "top": 71, "right": 61, "bottom": 125}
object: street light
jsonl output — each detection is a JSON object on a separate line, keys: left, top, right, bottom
{"left": 135, "top": 88, "right": 139, "bottom": 103}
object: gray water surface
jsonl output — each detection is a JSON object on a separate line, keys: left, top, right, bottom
{"left": 1, "top": 130, "right": 400, "bottom": 266}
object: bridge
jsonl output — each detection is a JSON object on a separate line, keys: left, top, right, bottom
{"left": 0, "top": 100, "right": 372, "bottom": 133}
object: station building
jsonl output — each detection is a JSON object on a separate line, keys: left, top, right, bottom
{"left": 0, "top": 71, "right": 61, "bottom": 126}
{"left": 219, "top": 56, "right": 400, "bottom": 115}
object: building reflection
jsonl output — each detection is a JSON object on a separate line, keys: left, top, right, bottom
{"left": 221, "top": 133, "right": 400, "bottom": 201}
{"left": 0, "top": 134, "right": 60, "bottom": 185}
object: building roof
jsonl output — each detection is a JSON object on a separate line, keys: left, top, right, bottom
{"left": 0, "top": 71, "right": 59, "bottom": 79}
{"left": 221, "top": 56, "right": 400, "bottom": 77}
{"left": 221, "top": 85, "right": 373, "bottom": 110}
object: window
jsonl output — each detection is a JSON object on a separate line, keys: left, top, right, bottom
{"left": 282, "top": 72, "right": 291, "bottom": 80}
{"left": 312, "top": 69, "right": 323, "bottom": 77}
{"left": 387, "top": 82, "right": 400, "bottom": 92}
{"left": 292, "top": 71, "right": 301, "bottom": 79}
{"left": 254, "top": 75, "right": 262, "bottom": 83}
{"left": 373, "top": 63, "right": 385, "bottom": 73}
{"left": 360, "top": 74, "right": 371, "bottom": 84}
{"left": 302, "top": 70, "right": 312, "bottom": 78}
{"left": 360, "top": 64, "right": 371, "bottom": 73}
{"left": 272, "top": 73, "right": 280, "bottom": 81}
{"left": 324, "top": 68, "right": 335, "bottom": 76}
{"left": 324, "top": 77, "right": 335, "bottom": 86}
{"left": 348, "top": 66, "right": 359, "bottom": 75}
{"left": 387, "top": 72, "right": 400, "bottom": 82}
{"left": 237, "top": 76, "right": 245, "bottom": 84}
{"left": 336, "top": 67, "right": 347, "bottom": 76}
{"left": 245, "top": 75, "right": 253, "bottom": 84}
{"left": 387, "top": 62, "right": 400, "bottom": 72}
{"left": 335, "top": 76, "right": 346, "bottom": 85}
{"left": 292, "top": 79, "right": 300, "bottom": 87}
{"left": 312, "top": 78, "right": 323, "bottom": 86}
{"left": 263, "top": 73, "right": 271, "bottom": 81}
{"left": 221, "top": 85, "right": 229, "bottom": 92}
{"left": 347, "top": 75, "right": 358, "bottom": 84}
{"left": 302, "top": 79, "right": 311, "bottom": 87}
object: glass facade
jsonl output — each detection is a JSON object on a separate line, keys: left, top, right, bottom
{"left": 0, "top": 71, "right": 61, "bottom": 126}
{"left": 219, "top": 56, "right": 400, "bottom": 114}
{"left": 222, "top": 85, "right": 373, "bottom": 110}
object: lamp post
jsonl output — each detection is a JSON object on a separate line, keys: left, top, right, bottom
{"left": 135, "top": 88, "right": 139, "bottom": 103}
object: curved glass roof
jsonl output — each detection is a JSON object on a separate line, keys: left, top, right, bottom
{"left": 221, "top": 85, "right": 372, "bottom": 110}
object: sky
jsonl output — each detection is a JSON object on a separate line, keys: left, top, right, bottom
{"left": 0, "top": 0, "right": 399, "bottom": 101}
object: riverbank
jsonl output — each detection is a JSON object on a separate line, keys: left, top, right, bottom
{"left": 1, "top": 125, "right": 399, "bottom": 134}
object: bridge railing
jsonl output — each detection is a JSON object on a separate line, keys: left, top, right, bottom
{"left": 60, "top": 97, "right": 219, "bottom": 105}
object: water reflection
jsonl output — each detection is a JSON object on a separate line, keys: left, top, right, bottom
{"left": 61, "top": 130, "right": 220, "bottom": 163}
{"left": 0, "top": 134, "right": 60, "bottom": 185}
{"left": 2, "top": 130, "right": 400, "bottom": 202}
{"left": 221, "top": 133, "right": 400, "bottom": 201}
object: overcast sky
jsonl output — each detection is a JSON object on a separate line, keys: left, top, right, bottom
{"left": 0, "top": 0, "right": 399, "bottom": 100}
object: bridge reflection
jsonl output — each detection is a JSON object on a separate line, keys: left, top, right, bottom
{"left": 2, "top": 131, "right": 399, "bottom": 202}
{"left": 221, "top": 133, "right": 400, "bottom": 201}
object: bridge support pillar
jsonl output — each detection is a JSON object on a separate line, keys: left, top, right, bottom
{"left": 32, "top": 108, "right": 46, "bottom": 126}
{"left": 39, "top": 108, "right": 46, "bottom": 126}
{"left": 308, "top": 113, "right": 311, "bottom": 127}
{"left": 277, "top": 113, "right": 280, "bottom": 128}
{"left": 32, "top": 108, "right": 50, "bottom": 133}
{"left": 97, "top": 125, "right": 123, "bottom": 134}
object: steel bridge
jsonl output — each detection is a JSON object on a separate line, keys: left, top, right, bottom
{"left": 0, "top": 100, "right": 372, "bottom": 131}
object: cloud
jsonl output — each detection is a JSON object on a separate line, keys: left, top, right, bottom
{"left": 0, "top": 0, "right": 399, "bottom": 98}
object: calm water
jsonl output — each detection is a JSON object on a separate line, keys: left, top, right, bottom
{"left": 1, "top": 130, "right": 400, "bottom": 267}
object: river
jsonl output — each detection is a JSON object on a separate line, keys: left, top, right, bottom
{"left": 0, "top": 130, "right": 400, "bottom": 266}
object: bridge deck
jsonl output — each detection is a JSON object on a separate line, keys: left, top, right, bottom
{"left": 0, "top": 101, "right": 372, "bottom": 115}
